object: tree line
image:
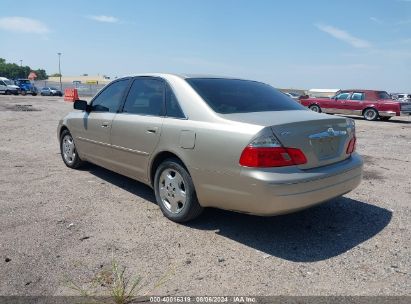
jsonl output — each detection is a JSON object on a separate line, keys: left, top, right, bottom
{"left": 0, "top": 58, "right": 48, "bottom": 80}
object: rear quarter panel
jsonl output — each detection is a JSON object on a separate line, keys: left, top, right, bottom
{"left": 152, "top": 118, "right": 262, "bottom": 207}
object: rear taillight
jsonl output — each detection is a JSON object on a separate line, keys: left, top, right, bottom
{"left": 346, "top": 136, "right": 356, "bottom": 154}
{"left": 239, "top": 146, "right": 307, "bottom": 168}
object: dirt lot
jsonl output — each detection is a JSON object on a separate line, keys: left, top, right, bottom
{"left": 0, "top": 95, "right": 410, "bottom": 296}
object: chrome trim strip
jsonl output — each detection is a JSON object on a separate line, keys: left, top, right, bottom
{"left": 309, "top": 128, "right": 347, "bottom": 139}
{"left": 111, "top": 144, "right": 149, "bottom": 156}
{"left": 76, "top": 136, "right": 149, "bottom": 156}
{"left": 77, "top": 136, "right": 111, "bottom": 147}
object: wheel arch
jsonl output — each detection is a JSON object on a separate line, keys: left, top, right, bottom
{"left": 59, "top": 125, "right": 70, "bottom": 140}
{"left": 308, "top": 103, "right": 322, "bottom": 112}
{"left": 149, "top": 151, "right": 191, "bottom": 187}
{"left": 362, "top": 107, "right": 379, "bottom": 115}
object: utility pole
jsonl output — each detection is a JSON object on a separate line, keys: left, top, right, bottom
{"left": 57, "top": 52, "right": 62, "bottom": 91}
{"left": 19, "top": 60, "right": 22, "bottom": 67}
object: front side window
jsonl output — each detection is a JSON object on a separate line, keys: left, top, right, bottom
{"left": 91, "top": 79, "right": 130, "bottom": 113}
{"left": 186, "top": 78, "right": 304, "bottom": 114}
{"left": 335, "top": 93, "right": 351, "bottom": 100}
{"left": 122, "top": 78, "right": 165, "bottom": 116}
{"left": 351, "top": 92, "right": 364, "bottom": 101}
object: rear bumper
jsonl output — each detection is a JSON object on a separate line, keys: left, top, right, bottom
{"left": 199, "top": 153, "right": 363, "bottom": 215}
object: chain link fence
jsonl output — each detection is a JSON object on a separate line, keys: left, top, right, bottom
{"left": 34, "top": 80, "right": 106, "bottom": 97}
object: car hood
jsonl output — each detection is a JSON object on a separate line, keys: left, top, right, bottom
{"left": 7, "top": 85, "right": 19, "bottom": 89}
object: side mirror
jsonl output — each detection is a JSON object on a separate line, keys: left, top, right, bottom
{"left": 73, "top": 100, "right": 90, "bottom": 112}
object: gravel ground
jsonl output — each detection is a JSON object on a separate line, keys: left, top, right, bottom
{"left": 0, "top": 95, "right": 410, "bottom": 296}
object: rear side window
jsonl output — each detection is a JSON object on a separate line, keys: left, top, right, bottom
{"left": 377, "top": 91, "right": 390, "bottom": 99}
{"left": 123, "top": 78, "right": 165, "bottom": 116}
{"left": 186, "top": 78, "right": 304, "bottom": 114}
{"left": 351, "top": 92, "right": 364, "bottom": 101}
{"left": 91, "top": 79, "right": 130, "bottom": 112}
{"left": 165, "top": 84, "right": 185, "bottom": 118}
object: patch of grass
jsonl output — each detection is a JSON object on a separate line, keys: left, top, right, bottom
{"left": 65, "top": 257, "right": 175, "bottom": 304}
{"left": 108, "top": 260, "right": 141, "bottom": 304}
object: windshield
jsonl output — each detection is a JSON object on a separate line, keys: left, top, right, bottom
{"left": 3, "top": 80, "right": 13, "bottom": 85}
{"left": 377, "top": 91, "right": 391, "bottom": 99}
{"left": 186, "top": 78, "right": 304, "bottom": 114}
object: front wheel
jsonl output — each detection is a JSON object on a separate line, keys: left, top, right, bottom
{"left": 32, "top": 93, "right": 37, "bottom": 96}
{"left": 363, "top": 108, "right": 379, "bottom": 121}
{"left": 5, "top": 90, "right": 11, "bottom": 95}
{"left": 20, "top": 90, "right": 27, "bottom": 96}
{"left": 309, "top": 104, "right": 321, "bottom": 113}
{"left": 60, "top": 129, "right": 83, "bottom": 169}
{"left": 154, "top": 159, "right": 203, "bottom": 222}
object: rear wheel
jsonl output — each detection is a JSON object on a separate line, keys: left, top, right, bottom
{"left": 380, "top": 116, "right": 391, "bottom": 121}
{"left": 21, "top": 90, "right": 27, "bottom": 96}
{"left": 60, "top": 129, "right": 83, "bottom": 169}
{"left": 363, "top": 108, "right": 379, "bottom": 121}
{"left": 309, "top": 104, "right": 321, "bottom": 113}
{"left": 32, "top": 93, "right": 37, "bottom": 96}
{"left": 154, "top": 158, "right": 203, "bottom": 222}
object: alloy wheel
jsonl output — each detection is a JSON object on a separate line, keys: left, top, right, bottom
{"left": 158, "top": 169, "right": 187, "bottom": 214}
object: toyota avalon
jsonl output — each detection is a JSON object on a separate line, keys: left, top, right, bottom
{"left": 57, "top": 74, "right": 363, "bottom": 222}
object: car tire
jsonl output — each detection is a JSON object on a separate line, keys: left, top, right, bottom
{"left": 41, "top": 93, "right": 45, "bottom": 96}
{"left": 5, "top": 90, "right": 11, "bottom": 95}
{"left": 380, "top": 117, "right": 391, "bottom": 121}
{"left": 21, "top": 91, "right": 27, "bottom": 96}
{"left": 60, "top": 129, "right": 83, "bottom": 169}
{"left": 32, "top": 93, "right": 37, "bottom": 96}
{"left": 309, "top": 104, "right": 321, "bottom": 113}
{"left": 154, "top": 158, "right": 203, "bottom": 222}
{"left": 363, "top": 108, "right": 379, "bottom": 121}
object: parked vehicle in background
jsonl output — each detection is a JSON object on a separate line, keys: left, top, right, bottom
{"left": 307, "top": 88, "right": 340, "bottom": 98}
{"left": 58, "top": 73, "right": 362, "bottom": 222}
{"left": 284, "top": 92, "right": 301, "bottom": 100}
{"left": 40, "top": 87, "right": 63, "bottom": 96}
{"left": 299, "top": 89, "right": 411, "bottom": 121}
{"left": 0, "top": 77, "right": 20, "bottom": 95}
{"left": 14, "top": 79, "right": 38, "bottom": 96}
{"left": 393, "top": 93, "right": 411, "bottom": 103}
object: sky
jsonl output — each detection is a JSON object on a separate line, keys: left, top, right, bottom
{"left": 0, "top": 0, "right": 410, "bottom": 91}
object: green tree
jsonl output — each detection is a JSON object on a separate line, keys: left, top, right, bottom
{"left": 0, "top": 58, "right": 48, "bottom": 80}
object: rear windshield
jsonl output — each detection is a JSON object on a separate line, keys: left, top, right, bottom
{"left": 186, "top": 78, "right": 304, "bottom": 114}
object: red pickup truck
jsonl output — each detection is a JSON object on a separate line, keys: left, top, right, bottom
{"left": 299, "top": 90, "right": 411, "bottom": 121}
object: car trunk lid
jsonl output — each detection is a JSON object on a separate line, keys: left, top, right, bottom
{"left": 223, "top": 110, "right": 354, "bottom": 169}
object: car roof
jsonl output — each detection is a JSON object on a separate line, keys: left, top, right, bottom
{"left": 340, "top": 89, "right": 387, "bottom": 93}
{"left": 119, "top": 73, "right": 250, "bottom": 81}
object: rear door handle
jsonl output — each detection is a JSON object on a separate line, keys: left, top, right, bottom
{"left": 146, "top": 127, "right": 159, "bottom": 134}
{"left": 101, "top": 122, "right": 110, "bottom": 128}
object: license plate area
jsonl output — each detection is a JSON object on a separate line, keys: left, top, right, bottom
{"left": 311, "top": 137, "right": 340, "bottom": 160}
